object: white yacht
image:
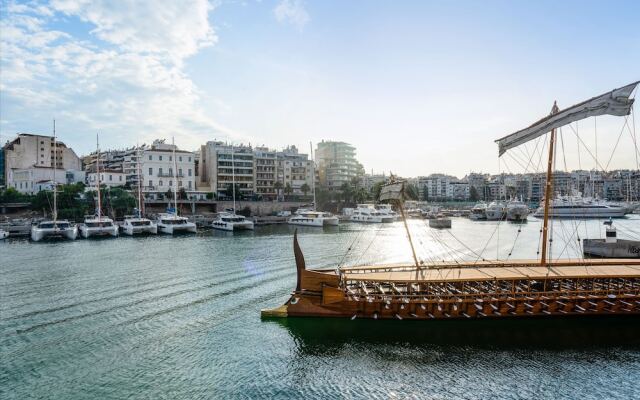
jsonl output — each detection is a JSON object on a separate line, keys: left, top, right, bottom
{"left": 485, "top": 201, "right": 506, "bottom": 220}
{"left": 79, "top": 215, "right": 119, "bottom": 238}
{"left": 375, "top": 204, "right": 399, "bottom": 220}
{"left": 469, "top": 202, "right": 487, "bottom": 220}
{"left": 212, "top": 212, "right": 255, "bottom": 231}
{"left": 122, "top": 214, "right": 157, "bottom": 235}
{"left": 288, "top": 209, "right": 339, "bottom": 227}
{"left": 350, "top": 204, "right": 395, "bottom": 223}
{"left": 506, "top": 199, "right": 529, "bottom": 222}
{"left": 31, "top": 220, "right": 78, "bottom": 241}
{"left": 156, "top": 212, "right": 197, "bottom": 234}
{"left": 31, "top": 122, "right": 78, "bottom": 242}
{"left": 533, "top": 195, "right": 628, "bottom": 218}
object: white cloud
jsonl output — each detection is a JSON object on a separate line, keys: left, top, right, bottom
{"left": 274, "top": 0, "right": 309, "bottom": 30}
{"left": 0, "top": 0, "right": 239, "bottom": 151}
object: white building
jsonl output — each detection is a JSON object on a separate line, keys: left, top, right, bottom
{"left": 87, "top": 170, "right": 127, "bottom": 188}
{"left": 3, "top": 133, "right": 83, "bottom": 193}
{"left": 276, "top": 146, "right": 314, "bottom": 198}
{"left": 141, "top": 140, "right": 196, "bottom": 194}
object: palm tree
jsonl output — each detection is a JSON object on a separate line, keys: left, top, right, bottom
{"left": 274, "top": 181, "right": 283, "bottom": 201}
{"left": 284, "top": 183, "right": 293, "bottom": 200}
{"left": 301, "top": 183, "right": 310, "bottom": 198}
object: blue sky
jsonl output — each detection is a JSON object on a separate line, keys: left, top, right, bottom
{"left": 1, "top": 0, "right": 639, "bottom": 177}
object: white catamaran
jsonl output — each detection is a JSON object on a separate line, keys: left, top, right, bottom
{"left": 212, "top": 147, "right": 254, "bottom": 231}
{"left": 156, "top": 138, "right": 197, "bottom": 234}
{"left": 79, "top": 134, "right": 119, "bottom": 238}
{"left": 122, "top": 147, "right": 157, "bottom": 235}
{"left": 31, "top": 120, "right": 78, "bottom": 241}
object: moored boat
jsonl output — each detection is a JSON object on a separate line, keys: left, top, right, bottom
{"left": 485, "top": 201, "right": 506, "bottom": 220}
{"left": 469, "top": 202, "right": 487, "bottom": 220}
{"left": 350, "top": 204, "right": 395, "bottom": 223}
{"left": 122, "top": 214, "right": 157, "bottom": 235}
{"left": 533, "top": 194, "right": 627, "bottom": 218}
{"left": 79, "top": 215, "right": 119, "bottom": 238}
{"left": 212, "top": 212, "right": 255, "bottom": 231}
{"left": 262, "top": 81, "right": 640, "bottom": 321}
{"left": 288, "top": 209, "right": 339, "bottom": 227}
{"left": 506, "top": 199, "right": 529, "bottom": 222}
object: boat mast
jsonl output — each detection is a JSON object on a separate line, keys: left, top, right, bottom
{"left": 136, "top": 144, "right": 143, "bottom": 216}
{"left": 540, "top": 102, "right": 559, "bottom": 266}
{"left": 399, "top": 181, "right": 419, "bottom": 269}
{"left": 172, "top": 137, "right": 178, "bottom": 215}
{"left": 310, "top": 141, "right": 316, "bottom": 211}
{"left": 231, "top": 146, "right": 236, "bottom": 214}
{"left": 52, "top": 120, "right": 57, "bottom": 224}
{"left": 96, "top": 134, "right": 102, "bottom": 220}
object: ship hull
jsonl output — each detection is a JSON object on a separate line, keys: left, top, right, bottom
{"left": 583, "top": 239, "right": 640, "bottom": 258}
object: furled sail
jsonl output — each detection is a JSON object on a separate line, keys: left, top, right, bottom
{"left": 495, "top": 81, "right": 639, "bottom": 156}
{"left": 379, "top": 181, "right": 405, "bottom": 202}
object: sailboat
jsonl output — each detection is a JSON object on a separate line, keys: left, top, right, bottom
{"left": 288, "top": 142, "right": 339, "bottom": 227}
{"left": 31, "top": 120, "right": 78, "bottom": 241}
{"left": 212, "top": 147, "right": 254, "bottom": 231}
{"left": 79, "top": 134, "right": 119, "bottom": 238}
{"left": 262, "top": 81, "right": 640, "bottom": 320}
{"left": 122, "top": 146, "right": 157, "bottom": 235}
{"left": 156, "top": 138, "right": 197, "bottom": 234}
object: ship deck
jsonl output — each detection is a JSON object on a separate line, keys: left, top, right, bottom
{"left": 340, "top": 259, "right": 640, "bottom": 283}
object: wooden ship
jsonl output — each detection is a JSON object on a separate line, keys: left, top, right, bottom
{"left": 262, "top": 81, "right": 640, "bottom": 320}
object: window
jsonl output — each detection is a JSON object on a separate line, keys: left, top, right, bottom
{"left": 119, "top": 176, "right": 122, "bottom": 181}
{"left": 159, "top": 180, "right": 163, "bottom": 186}
{"left": 149, "top": 180, "right": 153, "bottom": 187}
{"left": 188, "top": 157, "right": 191, "bottom": 162}
{"left": 149, "top": 155, "right": 152, "bottom": 160}
{"left": 41, "top": 154, "right": 43, "bottom": 158}
{"left": 178, "top": 168, "right": 182, "bottom": 176}
{"left": 41, "top": 141, "right": 44, "bottom": 144}
{"left": 169, "top": 156, "right": 172, "bottom": 161}
{"left": 159, "top": 168, "right": 163, "bottom": 175}
{"left": 188, "top": 169, "right": 192, "bottom": 177}
{"left": 109, "top": 175, "right": 113, "bottom": 181}
{"left": 159, "top": 155, "right": 163, "bottom": 161}
{"left": 178, "top": 180, "right": 182, "bottom": 187}
{"left": 188, "top": 181, "right": 192, "bottom": 189}
{"left": 149, "top": 167, "right": 153, "bottom": 175}
{"left": 179, "top": 156, "right": 182, "bottom": 162}
{"left": 169, "top": 180, "right": 172, "bottom": 187}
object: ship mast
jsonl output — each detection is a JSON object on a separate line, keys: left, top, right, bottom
{"left": 399, "top": 189, "right": 419, "bottom": 269}
{"left": 172, "top": 137, "right": 178, "bottom": 215}
{"left": 310, "top": 142, "right": 316, "bottom": 211}
{"left": 231, "top": 146, "right": 236, "bottom": 214}
{"left": 52, "top": 120, "right": 57, "bottom": 224}
{"left": 136, "top": 144, "right": 143, "bottom": 217}
{"left": 96, "top": 134, "right": 102, "bottom": 220}
{"left": 540, "top": 102, "right": 559, "bottom": 266}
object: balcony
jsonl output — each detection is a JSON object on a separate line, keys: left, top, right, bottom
{"left": 157, "top": 172, "right": 184, "bottom": 178}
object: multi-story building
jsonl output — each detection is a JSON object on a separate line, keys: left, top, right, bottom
{"left": 254, "top": 147, "right": 277, "bottom": 200}
{"left": 3, "top": 133, "right": 83, "bottom": 193}
{"left": 361, "top": 173, "right": 389, "bottom": 192}
{"left": 87, "top": 170, "right": 127, "bottom": 188}
{"left": 0, "top": 147, "right": 4, "bottom": 187}
{"left": 199, "top": 141, "right": 255, "bottom": 199}
{"left": 275, "top": 146, "right": 314, "bottom": 198}
{"left": 141, "top": 140, "right": 196, "bottom": 194}
{"left": 315, "top": 141, "right": 364, "bottom": 191}
{"left": 415, "top": 174, "right": 458, "bottom": 200}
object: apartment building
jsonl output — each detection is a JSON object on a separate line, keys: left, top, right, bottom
{"left": 276, "top": 145, "right": 314, "bottom": 197}
{"left": 315, "top": 141, "right": 364, "bottom": 191}
{"left": 141, "top": 140, "right": 196, "bottom": 194}
{"left": 199, "top": 141, "right": 255, "bottom": 199}
{"left": 3, "top": 133, "right": 84, "bottom": 194}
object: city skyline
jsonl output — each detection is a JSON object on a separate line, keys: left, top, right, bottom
{"left": 1, "top": 0, "right": 639, "bottom": 177}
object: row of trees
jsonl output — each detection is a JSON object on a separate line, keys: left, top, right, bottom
{"left": 1, "top": 183, "right": 138, "bottom": 221}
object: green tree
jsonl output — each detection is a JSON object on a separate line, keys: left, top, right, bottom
{"left": 371, "top": 181, "right": 385, "bottom": 202}
{"left": 274, "top": 181, "right": 284, "bottom": 201}
{"left": 339, "top": 182, "right": 354, "bottom": 203}
{"left": 178, "top": 187, "right": 187, "bottom": 200}
{"left": 107, "top": 187, "right": 136, "bottom": 218}
{"left": 300, "top": 183, "right": 310, "bottom": 197}
{"left": 0, "top": 187, "right": 32, "bottom": 203}
{"left": 469, "top": 186, "right": 480, "bottom": 202}
{"left": 284, "top": 183, "right": 293, "bottom": 200}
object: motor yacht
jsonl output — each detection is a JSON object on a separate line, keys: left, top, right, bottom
{"left": 288, "top": 209, "right": 339, "bottom": 227}
{"left": 485, "top": 201, "right": 506, "bottom": 220}
{"left": 212, "top": 212, "right": 255, "bottom": 231}
{"left": 375, "top": 204, "right": 399, "bottom": 220}
{"left": 469, "top": 202, "right": 487, "bottom": 220}
{"left": 79, "top": 215, "right": 119, "bottom": 238}
{"left": 156, "top": 213, "right": 197, "bottom": 234}
{"left": 506, "top": 199, "right": 529, "bottom": 222}
{"left": 533, "top": 195, "right": 627, "bottom": 218}
{"left": 122, "top": 212, "right": 157, "bottom": 235}
{"left": 350, "top": 204, "right": 395, "bottom": 223}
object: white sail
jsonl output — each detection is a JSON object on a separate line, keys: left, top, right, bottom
{"left": 379, "top": 181, "right": 405, "bottom": 202}
{"left": 496, "top": 81, "right": 638, "bottom": 156}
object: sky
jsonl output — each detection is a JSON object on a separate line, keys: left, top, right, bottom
{"left": 1, "top": 0, "right": 639, "bottom": 178}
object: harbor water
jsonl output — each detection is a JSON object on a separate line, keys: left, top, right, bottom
{"left": 2, "top": 216, "right": 640, "bottom": 399}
